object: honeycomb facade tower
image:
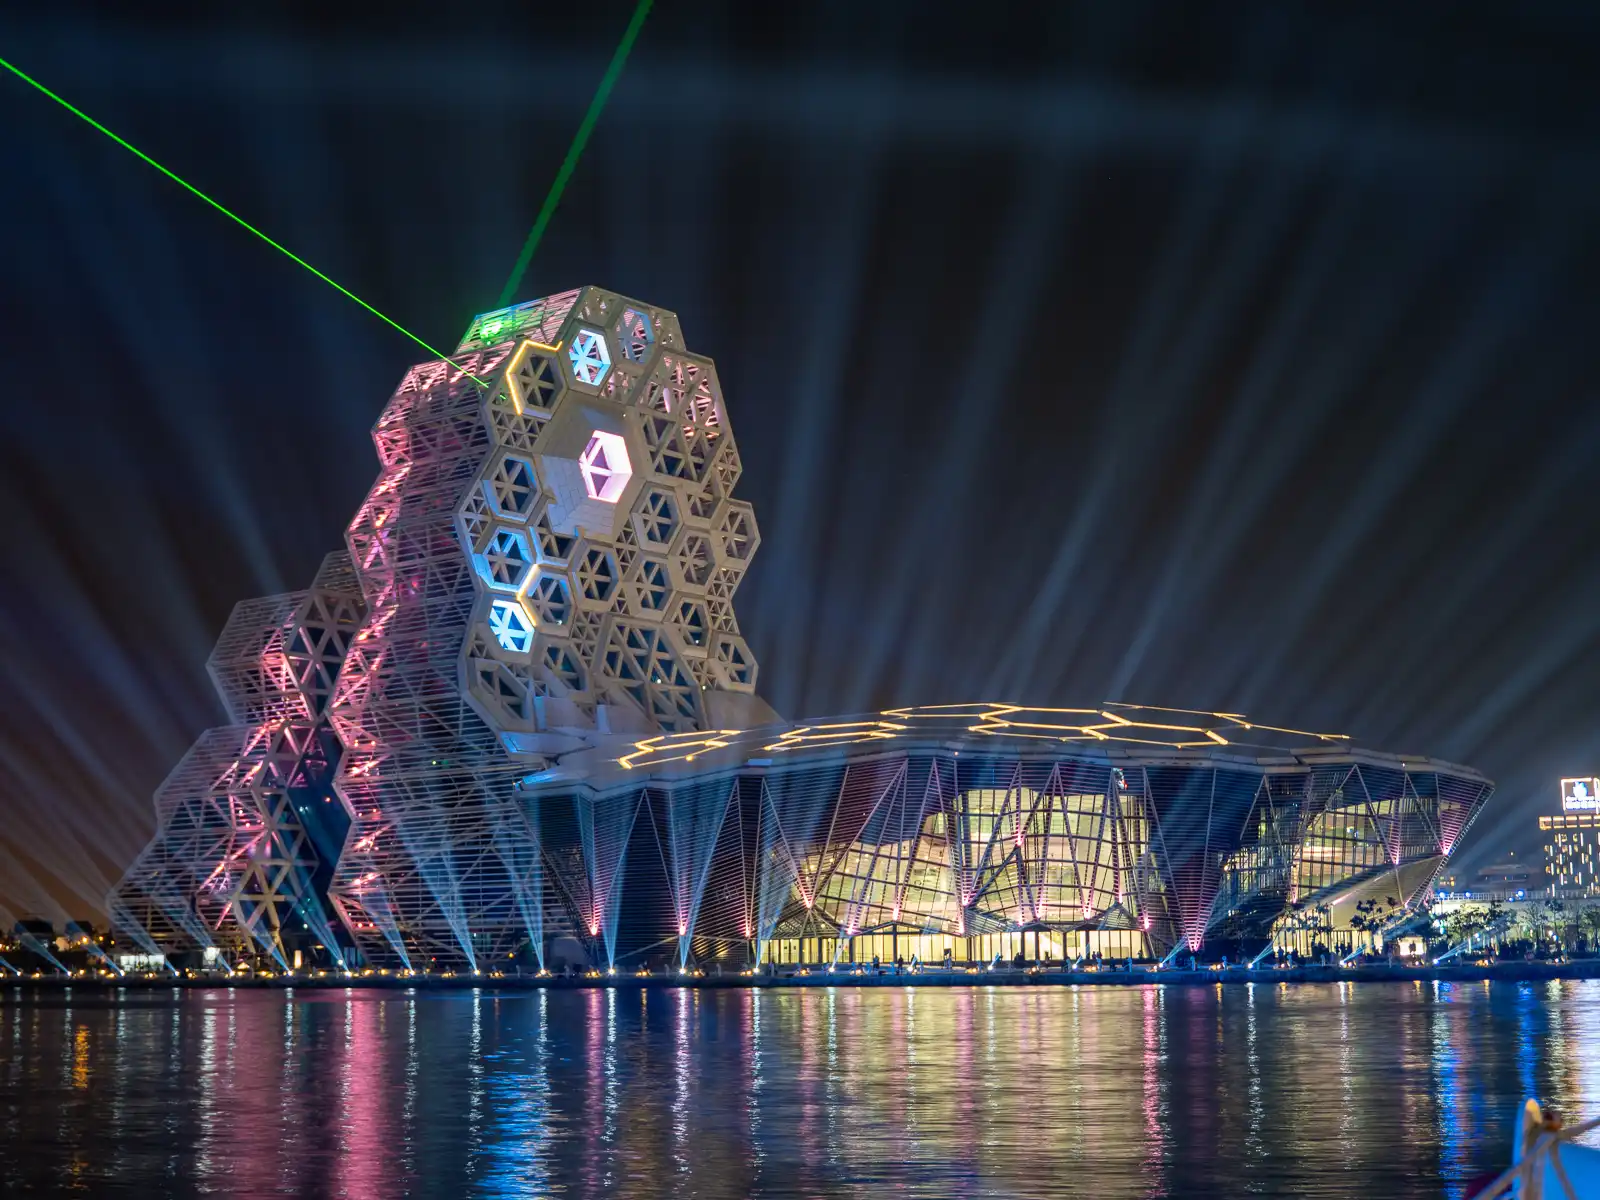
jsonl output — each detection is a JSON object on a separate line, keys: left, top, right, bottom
{"left": 112, "top": 289, "right": 1495, "bottom": 973}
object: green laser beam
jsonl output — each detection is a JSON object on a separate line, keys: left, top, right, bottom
{"left": 0, "top": 53, "right": 483, "bottom": 381}
{"left": 497, "top": 0, "right": 654, "bottom": 308}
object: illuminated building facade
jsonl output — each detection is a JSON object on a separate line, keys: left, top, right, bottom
{"left": 1542, "top": 778, "right": 1600, "bottom": 896}
{"left": 110, "top": 289, "right": 1495, "bottom": 971}
{"left": 1542, "top": 818, "right": 1600, "bottom": 895}
{"left": 109, "top": 552, "right": 365, "bottom": 968}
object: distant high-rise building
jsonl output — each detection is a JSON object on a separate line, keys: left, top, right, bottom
{"left": 1543, "top": 778, "right": 1600, "bottom": 895}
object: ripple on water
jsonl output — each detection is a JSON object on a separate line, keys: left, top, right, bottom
{"left": 2, "top": 980, "right": 1594, "bottom": 1198}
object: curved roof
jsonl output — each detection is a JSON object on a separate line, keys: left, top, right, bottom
{"left": 516, "top": 701, "right": 1492, "bottom": 795}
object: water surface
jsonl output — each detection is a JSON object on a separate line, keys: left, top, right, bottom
{"left": 3, "top": 979, "right": 1597, "bottom": 1197}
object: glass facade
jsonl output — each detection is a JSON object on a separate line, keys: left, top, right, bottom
{"left": 446, "top": 750, "right": 1491, "bottom": 974}
{"left": 767, "top": 782, "right": 1155, "bottom": 964}
{"left": 1215, "top": 765, "right": 1492, "bottom": 958}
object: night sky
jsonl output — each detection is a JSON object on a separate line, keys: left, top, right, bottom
{"left": 1, "top": 2, "right": 1597, "bottom": 920}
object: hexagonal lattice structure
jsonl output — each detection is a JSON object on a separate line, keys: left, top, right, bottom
{"left": 302, "top": 289, "right": 771, "bottom": 968}
{"left": 109, "top": 552, "right": 367, "bottom": 969}
{"left": 448, "top": 288, "right": 764, "bottom": 742}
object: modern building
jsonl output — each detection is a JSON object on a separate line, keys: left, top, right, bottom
{"left": 109, "top": 288, "right": 1496, "bottom": 972}
{"left": 1541, "top": 777, "right": 1600, "bottom": 897}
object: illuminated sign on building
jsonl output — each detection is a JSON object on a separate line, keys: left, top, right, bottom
{"left": 1562, "top": 777, "right": 1600, "bottom": 812}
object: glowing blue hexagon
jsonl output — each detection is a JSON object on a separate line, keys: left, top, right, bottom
{"left": 487, "top": 598, "right": 534, "bottom": 654}
{"left": 568, "top": 327, "right": 611, "bottom": 387}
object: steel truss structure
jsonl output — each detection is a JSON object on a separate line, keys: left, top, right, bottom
{"left": 109, "top": 552, "right": 365, "bottom": 967}
{"left": 111, "top": 289, "right": 1495, "bottom": 971}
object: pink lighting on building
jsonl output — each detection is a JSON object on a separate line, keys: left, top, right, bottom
{"left": 578, "top": 431, "right": 631, "bottom": 502}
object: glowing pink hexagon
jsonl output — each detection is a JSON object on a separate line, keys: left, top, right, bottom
{"left": 579, "top": 431, "right": 632, "bottom": 503}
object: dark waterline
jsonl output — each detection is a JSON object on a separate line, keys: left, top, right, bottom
{"left": 3, "top": 980, "right": 1597, "bottom": 1197}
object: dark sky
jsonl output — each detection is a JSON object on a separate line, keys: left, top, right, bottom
{"left": 1, "top": 1, "right": 1597, "bottom": 919}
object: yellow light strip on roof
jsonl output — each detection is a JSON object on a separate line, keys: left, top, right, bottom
{"left": 617, "top": 729, "right": 737, "bottom": 770}
{"left": 604, "top": 702, "right": 1345, "bottom": 773}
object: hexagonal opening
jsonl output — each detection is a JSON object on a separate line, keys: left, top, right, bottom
{"left": 617, "top": 307, "right": 654, "bottom": 363}
{"left": 568, "top": 327, "right": 611, "bottom": 387}
{"left": 479, "top": 527, "right": 534, "bottom": 591}
{"left": 579, "top": 431, "right": 632, "bottom": 503}
{"left": 484, "top": 455, "right": 539, "bottom": 520}
{"left": 487, "top": 598, "right": 535, "bottom": 653}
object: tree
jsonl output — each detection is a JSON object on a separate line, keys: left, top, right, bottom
{"left": 1277, "top": 902, "right": 1331, "bottom": 958}
{"left": 1547, "top": 899, "right": 1574, "bottom": 952}
{"left": 1435, "top": 900, "right": 1503, "bottom": 954}
{"left": 1511, "top": 901, "right": 1554, "bottom": 949}
{"left": 1577, "top": 905, "right": 1600, "bottom": 956}
{"left": 1348, "top": 897, "right": 1400, "bottom": 953}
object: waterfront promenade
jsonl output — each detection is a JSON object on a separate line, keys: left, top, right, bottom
{"left": 8, "top": 958, "right": 1597, "bottom": 992}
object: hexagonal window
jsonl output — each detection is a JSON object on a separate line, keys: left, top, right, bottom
{"left": 525, "top": 572, "right": 572, "bottom": 626}
{"left": 487, "top": 598, "right": 535, "bottom": 654}
{"left": 485, "top": 455, "right": 539, "bottom": 520}
{"left": 576, "top": 546, "right": 619, "bottom": 603}
{"left": 717, "top": 503, "right": 757, "bottom": 562}
{"left": 674, "top": 532, "right": 715, "bottom": 588}
{"left": 642, "top": 414, "right": 691, "bottom": 479}
{"left": 672, "top": 598, "right": 708, "bottom": 647}
{"left": 478, "top": 527, "right": 533, "bottom": 591}
{"left": 715, "top": 634, "right": 755, "bottom": 687}
{"left": 617, "top": 307, "right": 654, "bottom": 364}
{"left": 507, "top": 345, "right": 561, "bottom": 414}
{"left": 579, "top": 430, "right": 632, "bottom": 503}
{"left": 632, "top": 559, "right": 670, "bottom": 611}
{"left": 634, "top": 487, "right": 679, "bottom": 546}
{"left": 568, "top": 327, "right": 611, "bottom": 387}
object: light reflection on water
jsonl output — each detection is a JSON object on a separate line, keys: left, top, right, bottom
{"left": 2, "top": 980, "right": 1599, "bottom": 1197}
